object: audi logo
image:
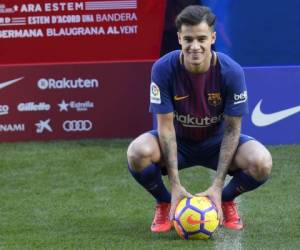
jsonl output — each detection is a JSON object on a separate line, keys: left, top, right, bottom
{"left": 63, "top": 120, "right": 93, "bottom": 132}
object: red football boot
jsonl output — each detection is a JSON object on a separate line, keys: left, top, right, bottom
{"left": 151, "top": 203, "right": 172, "bottom": 233}
{"left": 222, "top": 201, "right": 244, "bottom": 230}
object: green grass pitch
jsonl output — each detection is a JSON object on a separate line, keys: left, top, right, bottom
{"left": 0, "top": 140, "right": 299, "bottom": 249}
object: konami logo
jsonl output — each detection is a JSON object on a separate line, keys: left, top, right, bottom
{"left": 0, "top": 123, "right": 25, "bottom": 132}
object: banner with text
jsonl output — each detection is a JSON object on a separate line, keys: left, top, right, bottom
{"left": 0, "top": 0, "right": 166, "bottom": 64}
{"left": 0, "top": 62, "right": 152, "bottom": 142}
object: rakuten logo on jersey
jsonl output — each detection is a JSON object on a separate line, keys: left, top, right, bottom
{"left": 18, "top": 102, "right": 51, "bottom": 112}
{"left": 63, "top": 120, "right": 93, "bottom": 132}
{"left": 234, "top": 91, "right": 247, "bottom": 104}
{"left": 0, "top": 105, "right": 9, "bottom": 115}
{"left": 0, "top": 123, "right": 25, "bottom": 132}
{"left": 174, "top": 112, "right": 223, "bottom": 128}
{"left": 38, "top": 78, "right": 99, "bottom": 90}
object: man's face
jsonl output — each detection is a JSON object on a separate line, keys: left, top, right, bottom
{"left": 178, "top": 22, "right": 216, "bottom": 72}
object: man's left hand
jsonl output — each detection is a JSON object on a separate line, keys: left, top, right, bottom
{"left": 195, "top": 185, "right": 223, "bottom": 225}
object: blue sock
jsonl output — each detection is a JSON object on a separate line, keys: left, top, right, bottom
{"left": 222, "top": 171, "right": 268, "bottom": 202}
{"left": 128, "top": 163, "right": 171, "bottom": 204}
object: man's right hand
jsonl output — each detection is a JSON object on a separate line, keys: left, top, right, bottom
{"left": 169, "top": 184, "right": 193, "bottom": 220}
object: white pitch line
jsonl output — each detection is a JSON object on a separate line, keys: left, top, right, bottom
{"left": 209, "top": 171, "right": 244, "bottom": 250}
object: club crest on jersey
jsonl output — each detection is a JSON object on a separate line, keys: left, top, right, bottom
{"left": 150, "top": 82, "right": 161, "bottom": 104}
{"left": 208, "top": 92, "right": 222, "bottom": 107}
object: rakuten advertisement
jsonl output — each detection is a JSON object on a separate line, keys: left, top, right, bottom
{"left": 0, "top": 62, "right": 152, "bottom": 142}
{"left": 243, "top": 66, "right": 300, "bottom": 144}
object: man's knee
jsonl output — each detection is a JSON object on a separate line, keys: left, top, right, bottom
{"left": 234, "top": 140, "right": 272, "bottom": 181}
{"left": 127, "top": 133, "right": 161, "bottom": 172}
{"left": 247, "top": 151, "right": 272, "bottom": 181}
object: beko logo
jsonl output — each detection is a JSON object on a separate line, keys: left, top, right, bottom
{"left": 18, "top": 102, "right": 51, "bottom": 112}
{"left": 234, "top": 91, "right": 247, "bottom": 104}
{"left": 0, "top": 105, "right": 9, "bottom": 115}
{"left": 63, "top": 120, "right": 93, "bottom": 132}
{"left": 38, "top": 78, "right": 99, "bottom": 90}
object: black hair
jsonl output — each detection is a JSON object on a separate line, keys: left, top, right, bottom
{"left": 175, "top": 5, "right": 216, "bottom": 31}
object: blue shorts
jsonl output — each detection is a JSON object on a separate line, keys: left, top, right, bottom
{"left": 148, "top": 130, "right": 255, "bottom": 176}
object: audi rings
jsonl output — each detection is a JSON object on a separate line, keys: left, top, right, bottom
{"left": 63, "top": 120, "right": 92, "bottom": 132}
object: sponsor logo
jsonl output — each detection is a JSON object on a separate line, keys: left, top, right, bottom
{"left": 58, "top": 100, "right": 94, "bottom": 112}
{"left": 0, "top": 105, "right": 9, "bottom": 115}
{"left": 37, "top": 78, "right": 99, "bottom": 90}
{"left": 35, "top": 119, "right": 52, "bottom": 133}
{"left": 0, "top": 77, "right": 24, "bottom": 90}
{"left": 0, "top": 123, "right": 25, "bottom": 132}
{"left": 150, "top": 82, "right": 161, "bottom": 104}
{"left": 63, "top": 120, "right": 92, "bottom": 132}
{"left": 187, "top": 215, "right": 210, "bottom": 225}
{"left": 251, "top": 99, "right": 300, "bottom": 127}
{"left": 18, "top": 102, "right": 51, "bottom": 112}
{"left": 174, "top": 95, "right": 189, "bottom": 101}
{"left": 234, "top": 90, "right": 247, "bottom": 105}
{"left": 208, "top": 92, "right": 222, "bottom": 106}
{"left": 174, "top": 111, "right": 223, "bottom": 128}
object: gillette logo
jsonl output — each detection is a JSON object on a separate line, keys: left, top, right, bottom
{"left": 37, "top": 78, "right": 99, "bottom": 90}
{"left": 18, "top": 102, "right": 51, "bottom": 112}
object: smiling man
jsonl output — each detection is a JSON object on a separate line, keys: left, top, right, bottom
{"left": 127, "top": 6, "right": 272, "bottom": 233}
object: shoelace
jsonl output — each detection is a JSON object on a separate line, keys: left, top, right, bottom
{"left": 154, "top": 204, "right": 169, "bottom": 224}
{"left": 224, "top": 202, "right": 240, "bottom": 220}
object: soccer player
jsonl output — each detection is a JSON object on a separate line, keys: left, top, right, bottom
{"left": 127, "top": 5, "right": 272, "bottom": 232}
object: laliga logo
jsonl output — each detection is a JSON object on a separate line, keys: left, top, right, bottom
{"left": 63, "top": 120, "right": 92, "bottom": 132}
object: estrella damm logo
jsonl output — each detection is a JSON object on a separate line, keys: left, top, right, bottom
{"left": 207, "top": 92, "right": 222, "bottom": 107}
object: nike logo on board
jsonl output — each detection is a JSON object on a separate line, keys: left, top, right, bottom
{"left": 174, "top": 95, "right": 189, "bottom": 101}
{"left": 0, "top": 77, "right": 24, "bottom": 90}
{"left": 251, "top": 100, "right": 300, "bottom": 127}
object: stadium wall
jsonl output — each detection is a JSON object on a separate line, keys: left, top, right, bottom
{"left": 0, "top": 0, "right": 165, "bottom": 142}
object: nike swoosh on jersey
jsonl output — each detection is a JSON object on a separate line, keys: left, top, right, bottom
{"left": 174, "top": 95, "right": 189, "bottom": 101}
{"left": 0, "top": 77, "right": 24, "bottom": 90}
{"left": 251, "top": 99, "right": 300, "bottom": 127}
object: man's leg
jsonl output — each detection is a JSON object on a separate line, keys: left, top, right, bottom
{"left": 222, "top": 139, "right": 272, "bottom": 230}
{"left": 127, "top": 132, "right": 172, "bottom": 232}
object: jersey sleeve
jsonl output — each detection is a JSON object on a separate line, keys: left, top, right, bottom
{"left": 149, "top": 61, "right": 174, "bottom": 114}
{"left": 223, "top": 65, "right": 249, "bottom": 116}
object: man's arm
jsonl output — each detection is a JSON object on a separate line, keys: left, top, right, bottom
{"left": 157, "top": 113, "right": 192, "bottom": 219}
{"left": 157, "top": 113, "right": 180, "bottom": 186}
{"left": 196, "top": 115, "right": 241, "bottom": 223}
{"left": 213, "top": 115, "right": 242, "bottom": 188}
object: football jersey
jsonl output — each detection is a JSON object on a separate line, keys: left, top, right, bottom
{"left": 149, "top": 50, "right": 248, "bottom": 141}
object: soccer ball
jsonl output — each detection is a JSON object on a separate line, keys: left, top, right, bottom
{"left": 174, "top": 196, "right": 219, "bottom": 240}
